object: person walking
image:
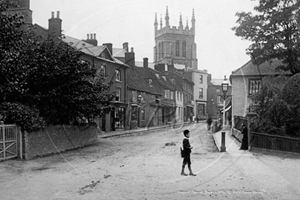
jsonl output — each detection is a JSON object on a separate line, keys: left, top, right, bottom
{"left": 206, "top": 116, "right": 212, "bottom": 130}
{"left": 240, "top": 124, "right": 248, "bottom": 150}
{"left": 181, "top": 129, "right": 196, "bottom": 176}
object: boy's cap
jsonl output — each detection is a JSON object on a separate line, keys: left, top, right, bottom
{"left": 183, "top": 130, "right": 190, "bottom": 134}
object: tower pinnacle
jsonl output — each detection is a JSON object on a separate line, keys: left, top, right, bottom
{"left": 160, "top": 14, "right": 163, "bottom": 29}
{"left": 179, "top": 13, "right": 183, "bottom": 28}
{"left": 165, "top": 6, "right": 170, "bottom": 27}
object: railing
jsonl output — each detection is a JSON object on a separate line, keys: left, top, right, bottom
{"left": 251, "top": 132, "right": 300, "bottom": 153}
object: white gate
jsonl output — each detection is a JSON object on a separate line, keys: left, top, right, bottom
{"left": 0, "top": 124, "right": 18, "bottom": 161}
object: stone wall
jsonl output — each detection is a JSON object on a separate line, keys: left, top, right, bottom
{"left": 24, "top": 125, "right": 98, "bottom": 160}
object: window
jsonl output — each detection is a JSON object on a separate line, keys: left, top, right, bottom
{"left": 161, "top": 42, "right": 164, "bottom": 58}
{"left": 249, "top": 79, "right": 261, "bottom": 95}
{"left": 165, "top": 90, "right": 170, "bottom": 99}
{"left": 182, "top": 41, "right": 186, "bottom": 57}
{"left": 115, "top": 70, "right": 121, "bottom": 81}
{"left": 176, "top": 40, "right": 180, "bottom": 56}
{"left": 170, "top": 91, "right": 174, "bottom": 100}
{"left": 141, "top": 109, "right": 145, "bottom": 121}
{"left": 199, "top": 75, "right": 203, "bottom": 84}
{"left": 132, "top": 90, "right": 137, "bottom": 102}
{"left": 199, "top": 88, "right": 203, "bottom": 99}
{"left": 177, "top": 92, "right": 179, "bottom": 101}
{"left": 217, "top": 96, "right": 224, "bottom": 104}
{"left": 148, "top": 79, "right": 152, "bottom": 85}
{"left": 115, "top": 88, "right": 121, "bottom": 101}
{"left": 216, "top": 89, "right": 220, "bottom": 93}
{"left": 100, "top": 65, "right": 106, "bottom": 75}
{"left": 171, "top": 79, "right": 175, "bottom": 84}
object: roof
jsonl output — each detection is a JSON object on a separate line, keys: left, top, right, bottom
{"left": 62, "top": 36, "right": 128, "bottom": 67}
{"left": 127, "top": 66, "right": 161, "bottom": 95}
{"left": 62, "top": 35, "right": 103, "bottom": 56}
{"left": 231, "top": 58, "right": 289, "bottom": 77}
{"left": 211, "top": 79, "right": 231, "bottom": 86}
{"left": 113, "top": 48, "right": 126, "bottom": 58}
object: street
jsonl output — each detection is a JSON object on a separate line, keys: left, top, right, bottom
{"left": 1, "top": 122, "right": 300, "bottom": 200}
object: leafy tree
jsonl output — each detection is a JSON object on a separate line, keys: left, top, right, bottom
{"left": 252, "top": 75, "right": 290, "bottom": 135}
{"left": 0, "top": 1, "right": 114, "bottom": 131}
{"left": 232, "top": 0, "right": 300, "bottom": 74}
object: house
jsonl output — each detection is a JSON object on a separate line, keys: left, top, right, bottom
{"left": 184, "top": 69, "right": 209, "bottom": 120}
{"left": 207, "top": 78, "right": 232, "bottom": 122}
{"left": 127, "top": 57, "right": 162, "bottom": 129}
{"left": 230, "top": 58, "right": 289, "bottom": 126}
{"left": 34, "top": 11, "right": 129, "bottom": 132}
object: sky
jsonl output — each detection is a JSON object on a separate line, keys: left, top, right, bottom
{"left": 30, "top": 0, "right": 258, "bottom": 79}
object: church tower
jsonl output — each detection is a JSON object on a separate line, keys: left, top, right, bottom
{"left": 153, "top": 7, "right": 197, "bottom": 70}
{"left": 6, "top": 0, "right": 32, "bottom": 26}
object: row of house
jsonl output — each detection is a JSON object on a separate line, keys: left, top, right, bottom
{"left": 9, "top": 1, "right": 233, "bottom": 132}
{"left": 29, "top": 11, "right": 213, "bottom": 132}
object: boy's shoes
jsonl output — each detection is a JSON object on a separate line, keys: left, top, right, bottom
{"left": 181, "top": 172, "right": 188, "bottom": 176}
{"left": 189, "top": 173, "right": 197, "bottom": 176}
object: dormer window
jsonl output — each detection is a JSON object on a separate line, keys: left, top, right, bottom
{"left": 148, "top": 79, "right": 152, "bottom": 84}
{"left": 162, "top": 76, "right": 166, "bottom": 81}
{"left": 155, "top": 74, "right": 160, "bottom": 79}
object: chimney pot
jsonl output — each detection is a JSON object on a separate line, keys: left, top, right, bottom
{"left": 90, "top": 33, "right": 93, "bottom": 39}
{"left": 131, "top": 47, "right": 134, "bottom": 52}
{"left": 94, "top": 33, "right": 96, "bottom": 40}
{"left": 51, "top": 11, "right": 54, "bottom": 18}
{"left": 57, "top": 11, "right": 60, "bottom": 18}
{"left": 87, "top": 34, "right": 89, "bottom": 40}
{"left": 123, "top": 42, "right": 129, "bottom": 52}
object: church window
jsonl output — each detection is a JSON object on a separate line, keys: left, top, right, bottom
{"left": 161, "top": 42, "right": 164, "bottom": 58}
{"left": 176, "top": 41, "right": 180, "bottom": 56}
{"left": 182, "top": 41, "right": 186, "bottom": 57}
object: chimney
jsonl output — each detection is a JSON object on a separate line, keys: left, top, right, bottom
{"left": 82, "top": 33, "right": 98, "bottom": 46}
{"left": 143, "top": 58, "right": 148, "bottom": 68}
{"left": 103, "top": 43, "right": 113, "bottom": 55}
{"left": 125, "top": 47, "right": 135, "bottom": 67}
{"left": 48, "top": 11, "right": 62, "bottom": 40}
{"left": 123, "top": 42, "right": 129, "bottom": 52}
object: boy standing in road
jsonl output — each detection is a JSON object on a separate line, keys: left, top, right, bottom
{"left": 181, "top": 129, "right": 196, "bottom": 176}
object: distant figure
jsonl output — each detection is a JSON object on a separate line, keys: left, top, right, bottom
{"left": 240, "top": 124, "right": 248, "bottom": 150}
{"left": 206, "top": 116, "right": 212, "bottom": 130}
{"left": 189, "top": 113, "right": 193, "bottom": 123}
{"left": 181, "top": 130, "right": 196, "bottom": 176}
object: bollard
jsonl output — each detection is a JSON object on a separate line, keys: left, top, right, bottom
{"left": 220, "top": 131, "right": 226, "bottom": 152}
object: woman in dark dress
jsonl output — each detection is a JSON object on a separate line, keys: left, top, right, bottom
{"left": 240, "top": 124, "right": 248, "bottom": 150}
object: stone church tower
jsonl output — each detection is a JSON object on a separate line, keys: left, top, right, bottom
{"left": 153, "top": 7, "right": 198, "bottom": 70}
{"left": 6, "top": 0, "right": 32, "bottom": 25}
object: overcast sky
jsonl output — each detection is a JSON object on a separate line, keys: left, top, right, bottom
{"left": 30, "top": 0, "right": 257, "bottom": 79}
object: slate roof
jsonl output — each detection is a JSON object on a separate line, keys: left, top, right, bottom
{"left": 62, "top": 36, "right": 127, "bottom": 66}
{"left": 211, "top": 79, "right": 232, "bottom": 86}
{"left": 231, "top": 58, "right": 289, "bottom": 77}
{"left": 127, "top": 66, "right": 161, "bottom": 95}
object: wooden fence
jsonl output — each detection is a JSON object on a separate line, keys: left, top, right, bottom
{"left": 251, "top": 132, "right": 300, "bottom": 153}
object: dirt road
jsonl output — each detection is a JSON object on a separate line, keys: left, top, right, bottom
{"left": 1, "top": 122, "right": 300, "bottom": 200}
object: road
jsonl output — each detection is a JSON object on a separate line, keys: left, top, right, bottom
{"left": 0, "top": 122, "right": 300, "bottom": 199}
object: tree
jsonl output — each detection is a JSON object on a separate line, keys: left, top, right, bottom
{"left": 232, "top": 0, "right": 300, "bottom": 74}
{"left": 0, "top": 1, "right": 114, "bottom": 131}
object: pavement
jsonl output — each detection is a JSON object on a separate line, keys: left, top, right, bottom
{"left": 212, "top": 125, "right": 300, "bottom": 199}
{"left": 212, "top": 125, "right": 240, "bottom": 153}
{"left": 98, "top": 122, "right": 192, "bottom": 138}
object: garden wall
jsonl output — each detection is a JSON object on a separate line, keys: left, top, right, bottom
{"left": 23, "top": 125, "right": 98, "bottom": 159}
